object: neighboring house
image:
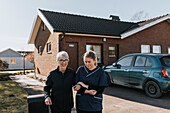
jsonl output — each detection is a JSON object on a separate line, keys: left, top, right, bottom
{"left": 17, "top": 51, "right": 34, "bottom": 63}
{"left": 28, "top": 9, "right": 170, "bottom": 76}
{"left": 0, "top": 48, "right": 34, "bottom": 70}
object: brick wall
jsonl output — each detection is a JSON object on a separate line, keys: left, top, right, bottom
{"left": 34, "top": 22, "right": 59, "bottom": 76}
{"left": 117, "top": 21, "right": 170, "bottom": 57}
{"left": 34, "top": 20, "right": 170, "bottom": 76}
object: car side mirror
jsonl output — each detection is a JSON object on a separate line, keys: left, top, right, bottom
{"left": 112, "top": 63, "right": 116, "bottom": 67}
{"left": 113, "top": 63, "right": 121, "bottom": 68}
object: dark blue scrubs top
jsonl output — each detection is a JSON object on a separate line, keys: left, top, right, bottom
{"left": 75, "top": 65, "right": 107, "bottom": 111}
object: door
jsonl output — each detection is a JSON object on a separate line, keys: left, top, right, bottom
{"left": 129, "top": 56, "right": 152, "bottom": 88}
{"left": 66, "top": 42, "right": 78, "bottom": 71}
{"left": 111, "top": 56, "right": 134, "bottom": 85}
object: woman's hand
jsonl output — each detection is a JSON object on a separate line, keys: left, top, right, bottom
{"left": 45, "top": 97, "right": 52, "bottom": 105}
{"left": 85, "top": 90, "right": 97, "bottom": 95}
{"left": 74, "top": 84, "right": 81, "bottom": 91}
{"left": 78, "top": 82, "right": 89, "bottom": 89}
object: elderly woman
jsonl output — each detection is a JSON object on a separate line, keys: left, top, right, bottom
{"left": 44, "top": 51, "right": 76, "bottom": 113}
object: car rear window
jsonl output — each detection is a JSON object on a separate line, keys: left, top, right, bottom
{"left": 160, "top": 56, "right": 170, "bottom": 67}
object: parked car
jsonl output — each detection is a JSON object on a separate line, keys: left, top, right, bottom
{"left": 103, "top": 53, "right": 170, "bottom": 98}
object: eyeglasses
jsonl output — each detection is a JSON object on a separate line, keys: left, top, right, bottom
{"left": 58, "top": 59, "right": 69, "bottom": 62}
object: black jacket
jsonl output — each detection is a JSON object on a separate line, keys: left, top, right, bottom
{"left": 44, "top": 67, "right": 76, "bottom": 111}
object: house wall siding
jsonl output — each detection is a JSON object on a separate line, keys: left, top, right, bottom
{"left": 0, "top": 57, "right": 34, "bottom": 70}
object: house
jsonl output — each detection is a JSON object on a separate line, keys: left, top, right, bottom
{"left": 28, "top": 9, "right": 170, "bottom": 76}
{"left": 0, "top": 48, "right": 34, "bottom": 70}
{"left": 17, "top": 50, "right": 34, "bottom": 63}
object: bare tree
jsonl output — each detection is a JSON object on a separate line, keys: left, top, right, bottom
{"left": 130, "top": 11, "right": 149, "bottom": 21}
{"left": 25, "top": 52, "right": 34, "bottom": 63}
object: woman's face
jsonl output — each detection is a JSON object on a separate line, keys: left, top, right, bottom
{"left": 58, "top": 57, "right": 69, "bottom": 69}
{"left": 84, "top": 57, "right": 95, "bottom": 70}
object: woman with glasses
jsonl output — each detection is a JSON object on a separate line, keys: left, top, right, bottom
{"left": 74, "top": 50, "right": 108, "bottom": 113}
{"left": 44, "top": 51, "right": 77, "bottom": 113}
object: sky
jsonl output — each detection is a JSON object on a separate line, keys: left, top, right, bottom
{"left": 0, "top": 0, "right": 169, "bottom": 52}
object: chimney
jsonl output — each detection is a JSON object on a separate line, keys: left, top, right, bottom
{"left": 109, "top": 15, "right": 120, "bottom": 21}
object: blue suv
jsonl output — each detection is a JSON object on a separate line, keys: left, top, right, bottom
{"left": 103, "top": 53, "right": 170, "bottom": 98}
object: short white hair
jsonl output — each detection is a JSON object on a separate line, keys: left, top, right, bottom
{"left": 56, "top": 51, "right": 69, "bottom": 61}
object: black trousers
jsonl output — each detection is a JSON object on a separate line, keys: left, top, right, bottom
{"left": 51, "top": 107, "right": 71, "bottom": 113}
{"left": 77, "top": 109, "right": 102, "bottom": 113}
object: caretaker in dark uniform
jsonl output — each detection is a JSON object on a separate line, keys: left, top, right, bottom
{"left": 44, "top": 51, "right": 76, "bottom": 113}
{"left": 74, "top": 50, "right": 108, "bottom": 113}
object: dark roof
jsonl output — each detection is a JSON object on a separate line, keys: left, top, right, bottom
{"left": 39, "top": 9, "right": 139, "bottom": 36}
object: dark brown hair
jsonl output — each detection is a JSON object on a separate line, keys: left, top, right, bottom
{"left": 83, "top": 50, "right": 97, "bottom": 66}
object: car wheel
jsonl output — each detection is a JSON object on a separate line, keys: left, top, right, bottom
{"left": 144, "top": 81, "right": 162, "bottom": 98}
{"left": 106, "top": 74, "right": 111, "bottom": 86}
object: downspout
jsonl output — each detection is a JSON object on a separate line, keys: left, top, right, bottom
{"left": 59, "top": 32, "right": 65, "bottom": 51}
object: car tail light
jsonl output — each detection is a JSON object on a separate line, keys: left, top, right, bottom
{"left": 162, "top": 69, "right": 169, "bottom": 78}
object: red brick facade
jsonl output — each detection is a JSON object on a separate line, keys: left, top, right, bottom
{"left": 34, "top": 21, "right": 170, "bottom": 76}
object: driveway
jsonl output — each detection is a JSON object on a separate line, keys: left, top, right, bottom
{"left": 10, "top": 75, "right": 170, "bottom": 113}
{"left": 102, "top": 84, "right": 170, "bottom": 113}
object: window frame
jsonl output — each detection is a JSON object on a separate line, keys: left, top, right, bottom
{"left": 38, "top": 46, "right": 42, "bottom": 55}
{"left": 117, "top": 56, "right": 134, "bottom": 67}
{"left": 109, "top": 46, "right": 116, "bottom": 57}
{"left": 10, "top": 58, "right": 16, "bottom": 64}
{"left": 47, "top": 43, "right": 52, "bottom": 54}
{"left": 153, "top": 45, "right": 161, "bottom": 54}
{"left": 133, "top": 56, "right": 152, "bottom": 67}
{"left": 86, "top": 44, "right": 102, "bottom": 64}
{"left": 168, "top": 47, "right": 170, "bottom": 54}
{"left": 141, "top": 45, "right": 150, "bottom": 53}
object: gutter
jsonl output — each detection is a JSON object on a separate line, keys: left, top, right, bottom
{"left": 59, "top": 32, "right": 65, "bottom": 51}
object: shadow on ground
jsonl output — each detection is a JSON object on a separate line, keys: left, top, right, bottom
{"left": 24, "top": 87, "right": 44, "bottom": 95}
{"left": 104, "top": 84, "right": 170, "bottom": 109}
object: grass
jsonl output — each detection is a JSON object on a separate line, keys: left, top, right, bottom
{"left": 0, "top": 76, "right": 28, "bottom": 113}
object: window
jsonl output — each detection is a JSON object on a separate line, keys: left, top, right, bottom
{"left": 41, "top": 23, "right": 45, "bottom": 31}
{"left": 145, "top": 58, "right": 152, "bottom": 67}
{"left": 10, "top": 58, "right": 16, "bottom": 64}
{"left": 168, "top": 47, "right": 170, "bottom": 54}
{"left": 117, "top": 56, "right": 133, "bottom": 67}
{"left": 86, "top": 45, "right": 102, "bottom": 63}
{"left": 109, "top": 47, "right": 116, "bottom": 57}
{"left": 38, "top": 46, "right": 42, "bottom": 55}
{"left": 153, "top": 45, "right": 161, "bottom": 53}
{"left": 47, "top": 43, "right": 52, "bottom": 53}
{"left": 134, "top": 56, "right": 152, "bottom": 67}
{"left": 141, "top": 45, "right": 150, "bottom": 53}
{"left": 135, "top": 56, "right": 146, "bottom": 66}
{"left": 161, "top": 56, "right": 170, "bottom": 67}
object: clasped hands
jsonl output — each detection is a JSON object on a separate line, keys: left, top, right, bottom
{"left": 74, "top": 82, "right": 97, "bottom": 95}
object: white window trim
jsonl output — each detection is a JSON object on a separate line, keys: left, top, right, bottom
{"left": 153, "top": 45, "right": 161, "bottom": 54}
{"left": 38, "top": 46, "right": 42, "bottom": 55}
{"left": 47, "top": 43, "right": 52, "bottom": 54}
{"left": 141, "top": 45, "right": 150, "bottom": 53}
{"left": 168, "top": 47, "right": 170, "bottom": 54}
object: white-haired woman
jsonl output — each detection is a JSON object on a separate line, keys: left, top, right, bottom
{"left": 44, "top": 51, "right": 77, "bottom": 113}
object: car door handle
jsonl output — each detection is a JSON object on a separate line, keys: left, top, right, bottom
{"left": 143, "top": 70, "right": 149, "bottom": 73}
{"left": 124, "top": 69, "right": 129, "bottom": 72}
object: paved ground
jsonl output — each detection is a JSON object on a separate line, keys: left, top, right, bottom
{"left": 10, "top": 74, "right": 170, "bottom": 113}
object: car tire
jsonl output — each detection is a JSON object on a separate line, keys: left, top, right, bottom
{"left": 144, "top": 81, "right": 162, "bottom": 98}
